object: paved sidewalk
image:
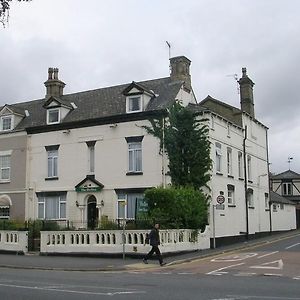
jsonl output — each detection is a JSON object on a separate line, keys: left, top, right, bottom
{"left": 0, "top": 230, "right": 299, "bottom": 272}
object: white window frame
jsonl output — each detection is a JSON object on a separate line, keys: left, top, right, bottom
{"left": 117, "top": 193, "right": 144, "bottom": 220}
{"left": 282, "top": 182, "right": 292, "bottom": 195}
{"left": 0, "top": 115, "right": 13, "bottom": 131}
{"left": 247, "top": 189, "right": 254, "bottom": 208}
{"left": 238, "top": 151, "right": 243, "bottom": 179}
{"left": 247, "top": 155, "right": 252, "bottom": 181}
{"left": 47, "top": 108, "right": 60, "bottom": 124}
{"left": 0, "top": 154, "right": 11, "bottom": 182}
{"left": 227, "top": 148, "right": 232, "bottom": 176}
{"left": 265, "top": 193, "right": 269, "bottom": 210}
{"left": 215, "top": 143, "right": 222, "bottom": 173}
{"left": 47, "top": 149, "right": 58, "bottom": 178}
{"left": 227, "top": 185, "right": 235, "bottom": 206}
{"left": 126, "top": 96, "right": 142, "bottom": 113}
{"left": 87, "top": 143, "right": 95, "bottom": 174}
{"left": 38, "top": 194, "right": 66, "bottom": 220}
{"left": 0, "top": 206, "right": 10, "bottom": 219}
{"left": 128, "top": 142, "right": 142, "bottom": 173}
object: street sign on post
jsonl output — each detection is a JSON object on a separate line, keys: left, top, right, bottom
{"left": 216, "top": 195, "right": 225, "bottom": 204}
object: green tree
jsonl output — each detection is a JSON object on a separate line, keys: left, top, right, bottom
{"left": 0, "top": 0, "right": 31, "bottom": 27}
{"left": 144, "top": 101, "right": 212, "bottom": 190}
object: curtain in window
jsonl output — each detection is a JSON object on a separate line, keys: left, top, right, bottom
{"left": 128, "top": 142, "right": 142, "bottom": 172}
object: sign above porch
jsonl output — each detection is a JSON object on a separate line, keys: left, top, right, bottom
{"left": 75, "top": 175, "right": 104, "bottom": 193}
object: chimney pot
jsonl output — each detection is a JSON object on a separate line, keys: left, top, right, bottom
{"left": 48, "top": 68, "right": 53, "bottom": 80}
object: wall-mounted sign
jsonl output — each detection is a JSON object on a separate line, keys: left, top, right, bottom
{"left": 76, "top": 186, "right": 102, "bottom": 192}
{"left": 216, "top": 204, "right": 225, "bottom": 210}
{"left": 216, "top": 195, "right": 225, "bottom": 204}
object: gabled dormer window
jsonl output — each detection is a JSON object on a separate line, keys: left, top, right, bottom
{"left": 0, "top": 116, "right": 13, "bottom": 131}
{"left": 47, "top": 108, "right": 60, "bottom": 124}
{"left": 127, "top": 96, "right": 142, "bottom": 113}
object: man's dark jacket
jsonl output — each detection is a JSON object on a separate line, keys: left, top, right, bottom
{"left": 148, "top": 228, "right": 160, "bottom": 246}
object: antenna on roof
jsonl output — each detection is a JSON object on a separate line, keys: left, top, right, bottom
{"left": 226, "top": 74, "right": 239, "bottom": 95}
{"left": 287, "top": 157, "right": 293, "bottom": 170}
{"left": 166, "top": 41, "right": 171, "bottom": 59}
{"left": 166, "top": 41, "right": 172, "bottom": 74}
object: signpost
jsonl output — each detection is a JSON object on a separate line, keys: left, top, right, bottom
{"left": 212, "top": 194, "right": 226, "bottom": 248}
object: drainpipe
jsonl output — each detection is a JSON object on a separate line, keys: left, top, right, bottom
{"left": 243, "top": 126, "right": 249, "bottom": 240}
{"left": 265, "top": 130, "right": 272, "bottom": 234}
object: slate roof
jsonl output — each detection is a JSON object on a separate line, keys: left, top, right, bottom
{"left": 0, "top": 77, "right": 183, "bottom": 132}
{"left": 270, "top": 191, "right": 296, "bottom": 205}
{"left": 271, "top": 170, "right": 300, "bottom": 180}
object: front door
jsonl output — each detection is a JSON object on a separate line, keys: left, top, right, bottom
{"left": 87, "top": 196, "right": 98, "bottom": 229}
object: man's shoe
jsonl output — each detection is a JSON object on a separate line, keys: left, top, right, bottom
{"left": 160, "top": 262, "right": 166, "bottom": 266}
{"left": 143, "top": 258, "right": 148, "bottom": 264}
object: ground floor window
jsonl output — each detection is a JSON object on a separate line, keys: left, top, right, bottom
{"left": 0, "top": 206, "right": 9, "bottom": 219}
{"left": 37, "top": 192, "right": 66, "bottom": 220}
{"left": 117, "top": 193, "right": 146, "bottom": 220}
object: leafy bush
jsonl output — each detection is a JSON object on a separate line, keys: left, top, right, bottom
{"left": 145, "top": 186, "right": 208, "bottom": 230}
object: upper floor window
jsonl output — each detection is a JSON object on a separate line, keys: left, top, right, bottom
{"left": 126, "top": 136, "right": 143, "bottom": 174}
{"left": 0, "top": 154, "right": 10, "bottom": 182}
{"left": 47, "top": 108, "right": 60, "bottom": 124}
{"left": 247, "top": 188, "right": 254, "bottom": 208}
{"left": 282, "top": 182, "right": 292, "bottom": 195}
{"left": 0, "top": 116, "right": 12, "bottom": 131}
{"left": 227, "top": 148, "right": 232, "bottom": 176}
{"left": 238, "top": 151, "right": 243, "bottom": 178}
{"left": 215, "top": 143, "right": 222, "bottom": 173}
{"left": 86, "top": 141, "right": 96, "bottom": 174}
{"left": 128, "top": 142, "right": 142, "bottom": 172}
{"left": 247, "top": 155, "right": 252, "bottom": 181}
{"left": 45, "top": 145, "right": 59, "bottom": 179}
{"left": 127, "top": 96, "right": 142, "bottom": 113}
{"left": 227, "top": 185, "right": 235, "bottom": 206}
{"left": 265, "top": 193, "right": 269, "bottom": 210}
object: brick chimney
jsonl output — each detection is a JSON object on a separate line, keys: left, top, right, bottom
{"left": 170, "top": 56, "right": 191, "bottom": 91}
{"left": 44, "top": 67, "right": 65, "bottom": 99}
{"left": 238, "top": 67, "right": 255, "bottom": 118}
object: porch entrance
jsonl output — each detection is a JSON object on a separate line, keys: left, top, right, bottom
{"left": 87, "top": 195, "right": 98, "bottom": 229}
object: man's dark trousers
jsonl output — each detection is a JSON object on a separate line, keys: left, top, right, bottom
{"left": 145, "top": 245, "right": 163, "bottom": 264}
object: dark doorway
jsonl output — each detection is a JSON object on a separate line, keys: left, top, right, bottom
{"left": 296, "top": 208, "right": 300, "bottom": 229}
{"left": 87, "top": 195, "right": 98, "bottom": 229}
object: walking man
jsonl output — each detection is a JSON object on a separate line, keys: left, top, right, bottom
{"left": 143, "top": 223, "right": 166, "bottom": 266}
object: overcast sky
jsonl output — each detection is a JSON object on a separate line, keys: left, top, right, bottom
{"left": 0, "top": 0, "right": 299, "bottom": 174}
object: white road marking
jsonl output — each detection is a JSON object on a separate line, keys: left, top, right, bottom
{"left": 177, "top": 272, "right": 196, "bottom": 275}
{"left": 206, "top": 262, "right": 245, "bottom": 275}
{"left": 250, "top": 259, "right": 283, "bottom": 270}
{"left": 234, "top": 272, "right": 256, "bottom": 277}
{"left": 257, "top": 251, "right": 279, "bottom": 259}
{"left": 211, "top": 253, "right": 257, "bottom": 262}
{"left": 263, "top": 273, "right": 283, "bottom": 277}
{"left": 285, "top": 243, "right": 300, "bottom": 250}
{"left": 228, "top": 295, "right": 300, "bottom": 299}
{"left": 0, "top": 282, "right": 145, "bottom": 296}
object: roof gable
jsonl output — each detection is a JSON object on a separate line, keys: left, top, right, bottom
{"left": 122, "top": 81, "right": 155, "bottom": 96}
{"left": 75, "top": 175, "right": 104, "bottom": 192}
{"left": 271, "top": 170, "right": 300, "bottom": 180}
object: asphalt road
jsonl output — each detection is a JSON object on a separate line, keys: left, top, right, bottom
{"left": 0, "top": 234, "right": 299, "bottom": 300}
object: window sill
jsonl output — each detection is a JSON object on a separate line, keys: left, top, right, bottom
{"left": 216, "top": 172, "right": 223, "bottom": 176}
{"left": 248, "top": 206, "right": 255, "bottom": 209}
{"left": 0, "top": 180, "right": 10, "bottom": 184}
{"left": 238, "top": 177, "right": 244, "bottom": 181}
{"left": 45, "top": 177, "right": 59, "bottom": 181}
{"left": 248, "top": 180, "right": 253, "bottom": 184}
{"left": 126, "top": 172, "right": 143, "bottom": 176}
{"left": 227, "top": 175, "right": 234, "bottom": 179}
{"left": 228, "top": 204, "right": 236, "bottom": 207}
{"left": 265, "top": 208, "right": 270, "bottom": 211}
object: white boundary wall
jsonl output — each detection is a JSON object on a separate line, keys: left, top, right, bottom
{"left": 40, "top": 226, "right": 210, "bottom": 255}
{"left": 0, "top": 231, "right": 28, "bottom": 253}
